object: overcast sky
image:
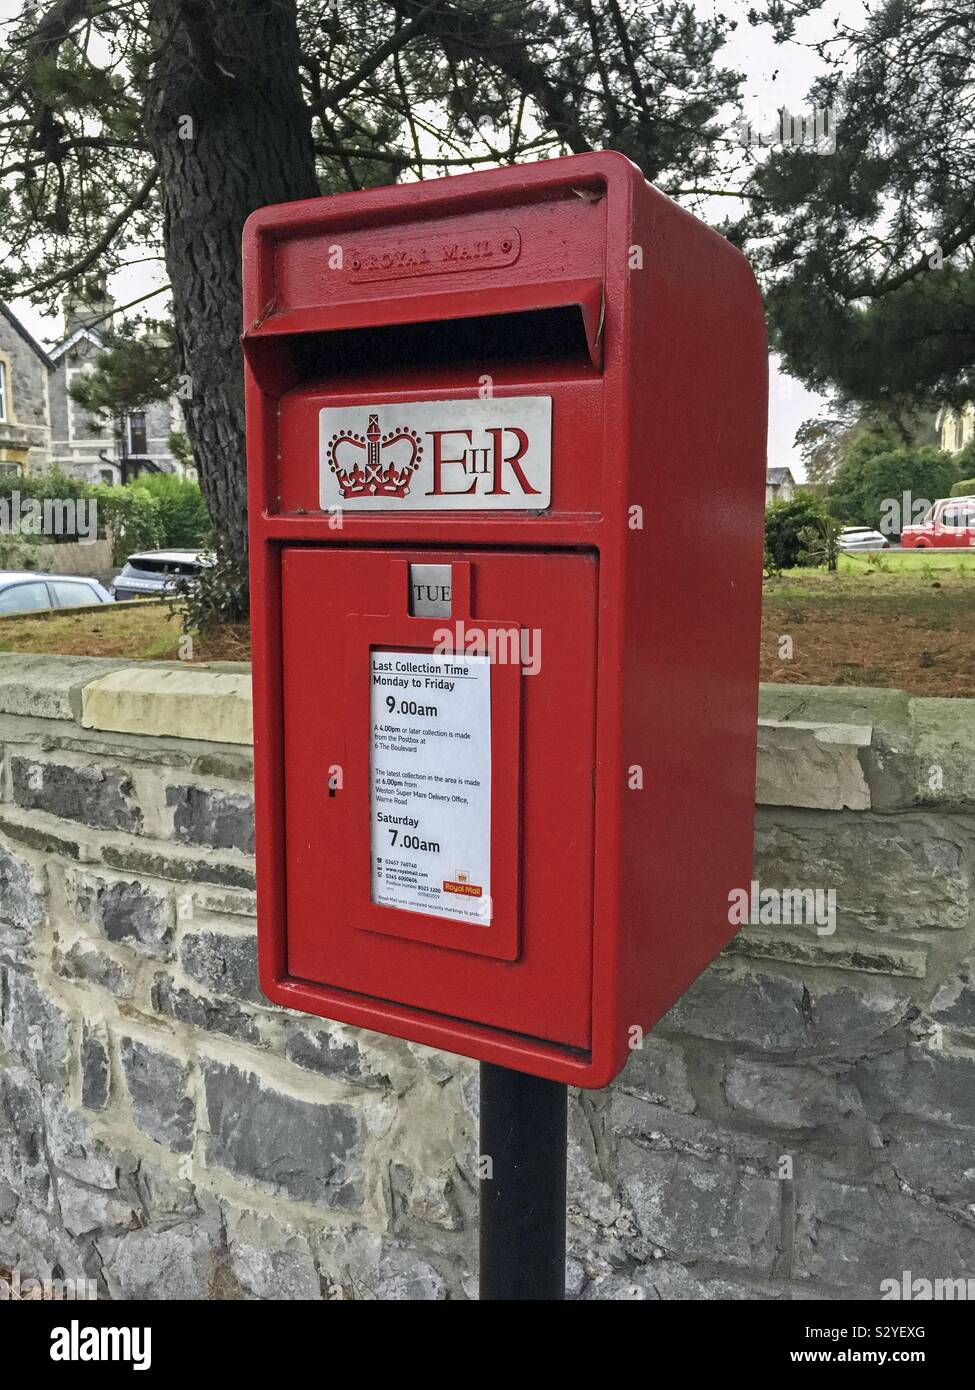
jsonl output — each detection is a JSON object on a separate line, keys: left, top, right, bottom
{"left": 6, "top": 0, "right": 846, "bottom": 476}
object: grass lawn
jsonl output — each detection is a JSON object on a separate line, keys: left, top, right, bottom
{"left": 839, "top": 549, "right": 975, "bottom": 574}
{"left": 1, "top": 568, "right": 973, "bottom": 697}
{"left": 0, "top": 600, "right": 250, "bottom": 663}
{"left": 762, "top": 562, "right": 975, "bottom": 696}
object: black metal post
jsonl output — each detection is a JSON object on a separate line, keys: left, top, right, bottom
{"left": 478, "top": 1062, "right": 568, "bottom": 1300}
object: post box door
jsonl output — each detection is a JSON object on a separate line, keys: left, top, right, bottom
{"left": 280, "top": 547, "right": 597, "bottom": 1049}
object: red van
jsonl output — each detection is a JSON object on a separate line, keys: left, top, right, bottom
{"left": 901, "top": 496, "right": 975, "bottom": 548}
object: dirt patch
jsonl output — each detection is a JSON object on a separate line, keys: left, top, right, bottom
{"left": 762, "top": 572, "right": 975, "bottom": 696}
{"left": 0, "top": 603, "right": 250, "bottom": 663}
{"left": 191, "top": 623, "right": 251, "bottom": 663}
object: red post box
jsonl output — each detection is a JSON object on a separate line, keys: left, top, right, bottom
{"left": 242, "top": 152, "right": 767, "bottom": 1088}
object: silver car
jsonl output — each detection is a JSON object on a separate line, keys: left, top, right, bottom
{"left": 0, "top": 572, "right": 115, "bottom": 615}
{"left": 111, "top": 549, "right": 212, "bottom": 601}
{"left": 838, "top": 527, "right": 889, "bottom": 553}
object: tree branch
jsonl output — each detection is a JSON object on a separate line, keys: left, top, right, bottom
{"left": 848, "top": 208, "right": 975, "bottom": 298}
{"left": 313, "top": 0, "right": 444, "bottom": 114}
{"left": 18, "top": 168, "right": 158, "bottom": 296}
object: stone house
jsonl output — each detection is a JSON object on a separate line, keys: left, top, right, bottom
{"left": 765, "top": 465, "right": 796, "bottom": 505}
{"left": 937, "top": 402, "right": 974, "bottom": 458}
{"left": 0, "top": 302, "right": 54, "bottom": 476}
{"left": 48, "top": 288, "right": 190, "bottom": 486}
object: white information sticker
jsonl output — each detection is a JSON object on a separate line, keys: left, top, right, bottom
{"left": 370, "top": 650, "right": 492, "bottom": 924}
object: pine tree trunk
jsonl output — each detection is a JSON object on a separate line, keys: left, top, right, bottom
{"left": 145, "top": 0, "right": 318, "bottom": 567}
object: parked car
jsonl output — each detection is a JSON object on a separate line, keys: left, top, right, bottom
{"left": 900, "top": 496, "right": 975, "bottom": 548}
{"left": 0, "top": 573, "right": 114, "bottom": 616}
{"left": 111, "top": 549, "right": 212, "bottom": 601}
{"left": 837, "top": 526, "right": 890, "bottom": 553}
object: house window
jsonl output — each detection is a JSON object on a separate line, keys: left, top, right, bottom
{"left": 0, "top": 360, "right": 7, "bottom": 422}
{"left": 127, "top": 412, "right": 148, "bottom": 455}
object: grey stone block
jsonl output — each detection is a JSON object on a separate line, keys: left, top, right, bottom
{"left": 223, "top": 1206, "right": 321, "bottom": 1300}
{"left": 794, "top": 1176, "right": 975, "bottom": 1291}
{"left": 120, "top": 1037, "right": 195, "bottom": 1153}
{"left": 906, "top": 697, "right": 975, "bottom": 811}
{"left": 0, "top": 653, "right": 131, "bottom": 721}
{"left": 580, "top": 1264, "right": 831, "bottom": 1301}
{"left": 755, "top": 815, "right": 970, "bottom": 934}
{"left": 55, "top": 940, "right": 133, "bottom": 997}
{"left": 98, "top": 1224, "right": 217, "bottom": 1300}
{"left": 619, "top": 1140, "right": 781, "bottom": 1271}
{"left": 661, "top": 966, "right": 809, "bottom": 1050}
{"left": 617, "top": 1036, "right": 697, "bottom": 1114}
{"left": 854, "top": 1044, "right": 975, "bottom": 1128}
{"left": 725, "top": 927, "right": 928, "bottom": 979}
{"left": 81, "top": 1022, "right": 110, "bottom": 1110}
{"left": 310, "top": 1225, "right": 456, "bottom": 1300}
{"left": 880, "top": 1125, "right": 975, "bottom": 1203}
{"left": 57, "top": 1176, "right": 140, "bottom": 1241}
{"left": 192, "top": 751, "right": 254, "bottom": 780}
{"left": 0, "top": 844, "right": 46, "bottom": 952}
{"left": 101, "top": 841, "right": 255, "bottom": 890}
{"left": 167, "top": 785, "right": 255, "bottom": 854}
{"left": 389, "top": 1162, "right": 464, "bottom": 1234}
{"left": 203, "top": 1059, "right": 360, "bottom": 1208}
{"left": 180, "top": 930, "right": 261, "bottom": 1004}
{"left": 662, "top": 965, "right": 910, "bottom": 1055}
{"left": 41, "top": 1094, "right": 127, "bottom": 1190}
{"left": 151, "top": 974, "right": 262, "bottom": 1045}
{"left": 284, "top": 1024, "right": 390, "bottom": 1089}
{"left": 930, "top": 950, "right": 975, "bottom": 1031}
{"left": 0, "top": 1065, "right": 51, "bottom": 1210}
{"left": 756, "top": 719, "right": 871, "bottom": 810}
{"left": 10, "top": 755, "right": 143, "bottom": 833}
{"left": 372, "top": 1247, "right": 448, "bottom": 1301}
{"left": 0, "top": 810, "right": 84, "bottom": 860}
{"left": 0, "top": 967, "right": 70, "bottom": 1085}
{"left": 724, "top": 1057, "right": 864, "bottom": 1129}
{"left": 73, "top": 872, "right": 174, "bottom": 957}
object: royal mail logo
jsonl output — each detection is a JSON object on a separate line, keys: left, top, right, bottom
{"left": 325, "top": 415, "right": 423, "bottom": 499}
{"left": 348, "top": 228, "right": 521, "bottom": 283}
{"left": 319, "top": 396, "right": 551, "bottom": 511}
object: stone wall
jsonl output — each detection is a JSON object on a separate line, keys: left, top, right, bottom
{"left": 32, "top": 540, "right": 115, "bottom": 582}
{"left": 0, "top": 308, "right": 51, "bottom": 473}
{"left": 1, "top": 654, "right": 973, "bottom": 1300}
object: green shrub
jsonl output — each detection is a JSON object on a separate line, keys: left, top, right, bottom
{"left": 90, "top": 484, "right": 164, "bottom": 563}
{"left": 950, "top": 477, "right": 975, "bottom": 497}
{"left": 0, "top": 534, "right": 41, "bottom": 570}
{"left": 171, "top": 543, "right": 249, "bottom": 630}
{"left": 0, "top": 468, "right": 97, "bottom": 544}
{"left": 134, "top": 473, "right": 211, "bottom": 549}
{"left": 0, "top": 467, "right": 93, "bottom": 504}
{"left": 765, "top": 492, "right": 832, "bottom": 570}
{"left": 797, "top": 512, "right": 842, "bottom": 571}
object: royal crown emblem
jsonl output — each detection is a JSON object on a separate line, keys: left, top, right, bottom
{"left": 325, "top": 413, "right": 422, "bottom": 499}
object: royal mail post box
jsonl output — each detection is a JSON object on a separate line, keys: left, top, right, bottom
{"left": 242, "top": 152, "right": 767, "bottom": 1087}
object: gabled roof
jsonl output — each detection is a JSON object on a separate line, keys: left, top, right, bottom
{"left": 0, "top": 301, "right": 56, "bottom": 371}
{"left": 767, "top": 466, "right": 796, "bottom": 485}
{"left": 48, "top": 323, "right": 105, "bottom": 364}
